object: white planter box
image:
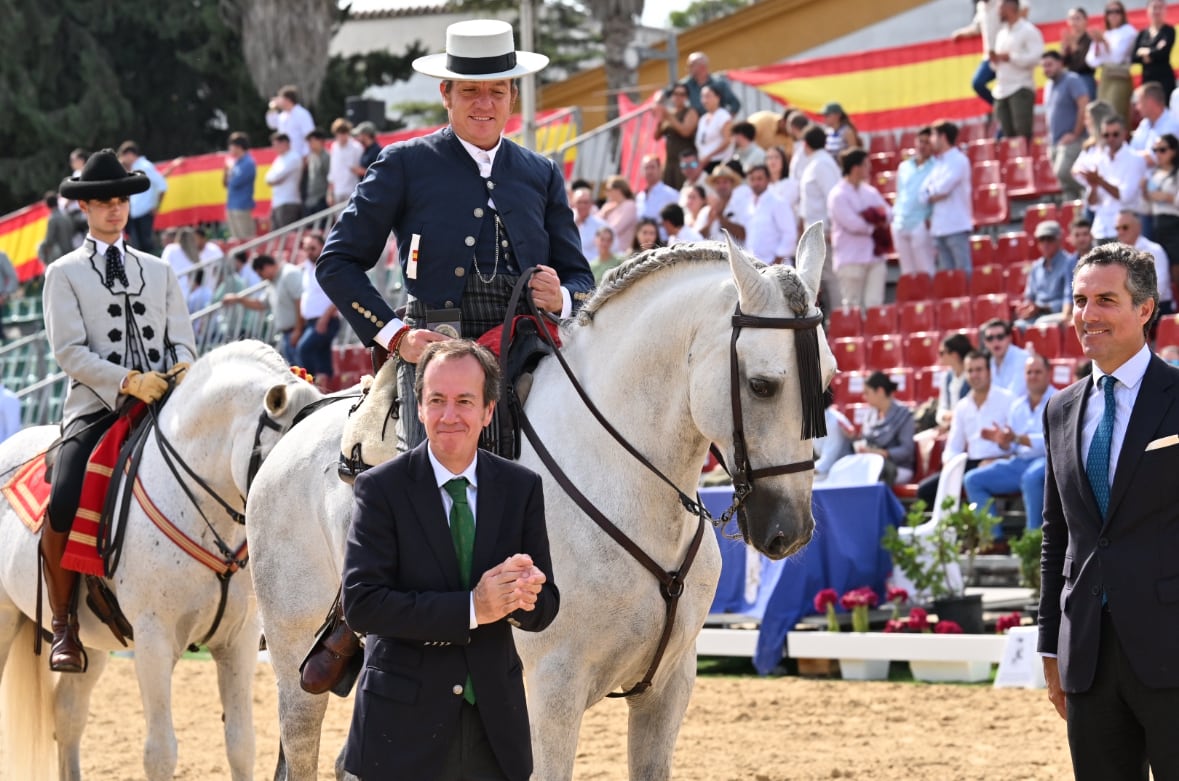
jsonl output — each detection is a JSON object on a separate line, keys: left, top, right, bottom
{"left": 839, "top": 658, "right": 891, "bottom": 680}
{"left": 788, "top": 631, "right": 1008, "bottom": 663}
{"left": 909, "top": 659, "right": 993, "bottom": 683}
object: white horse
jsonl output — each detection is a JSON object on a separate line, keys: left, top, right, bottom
{"left": 248, "top": 227, "right": 836, "bottom": 780}
{"left": 0, "top": 340, "right": 322, "bottom": 781}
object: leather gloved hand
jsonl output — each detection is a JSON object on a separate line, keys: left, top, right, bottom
{"left": 122, "top": 370, "right": 170, "bottom": 404}
{"left": 165, "top": 362, "right": 191, "bottom": 385}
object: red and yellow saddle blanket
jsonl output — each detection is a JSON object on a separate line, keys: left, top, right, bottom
{"left": 2, "top": 456, "right": 49, "bottom": 534}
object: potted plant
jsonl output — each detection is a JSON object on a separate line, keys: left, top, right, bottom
{"left": 881, "top": 497, "right": 995, "bottom": 634}
{"left": 1008, "top": 529, "right": 1043, "bottom": 599}
{"left": 812, "top": 587, "right": 891, "bottom": 680}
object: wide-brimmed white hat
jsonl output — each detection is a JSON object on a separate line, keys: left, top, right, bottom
{"left": 412, "top": 19, "right": 549, "bottom": 80}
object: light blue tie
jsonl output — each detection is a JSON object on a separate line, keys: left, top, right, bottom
{"left": 1086, "top": 375, "right": 1117, "bottom": 518}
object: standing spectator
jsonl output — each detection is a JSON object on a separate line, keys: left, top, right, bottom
{"left": 221, "top": 253, "right": 303, "bottom": 364}
{"left": 303, "top": 128, "right": 331, "bottom": 215}
{"left": 1014, "top": 221, "right": 1076, "bottom": 327}
{"left": 589, "top": 226, "right": 623, "bottom": 283}
{"left": 963, "top": 352, "right": 1056, "bottom": 537}
{"left": 1129, "top": 82, "right": 1179, "bottom": 167}
{"left": 821, "top": 103, "right": 860, "bottom": 157}
{"left": 1072, "top": 116, "right": 1147, "bottom": 242}
{"left": 920, "top": 120, "right": 973, "bottom": 273}
{"left": 265, "top": 85, "right": 315, "bottom": 160}
{"left": 354, "top": 121, "right": 382, "bottom": 172}
{"left": 1086, "top": 2, "right": 1137, "bottom": 124}
{"left": 598, "top": 175, "right": 637, "bottom": 253}
{"left": 952, "top": 0, "right": 1030, "bottom": 110}
{"left": 1070, "top": 99, "right": 1117, "bottom": 194}
{"left": 1114, "top": 209, "right": 1174, "bottom": 315}
{"left": 982, "top": 318, "right": 1029, "bottom": 397}
{"left": 296, "top": 232, "right": 338, "bottom": 381}
{"left": 631, "top": 218, "right": 662, "bottom": 252}
{"left": 39, "top": 191, "right": 75, "bottom": 266}
{"left": 991, "top": 0, "right": 1044, "bottom": 142}
{"left": 827, "top": 149, "right": 890, "bottom": 309}
{"left": 570, "top": 187, "right": 607, "bottom": 259}
{"left": 265, "top": 133, "right": 303, "bottom": 230}
{"left": 654, "top": 84, "right": 698, "bottom": 189}
{"left": 744, "top": 164, "right": 796, "bottom": 264}
{"left": 891, "top": 127, "right": 936, "bottom": 276}
{"left": 327, "top": 118, "right": 364, "bottom": 206}
{"left": 1042, "top": 50, "right": 1090, "bottom": 202}
{"left": 700, "top": 163, "right": 749, "bottom": 241}
{"left": 694, "top": 85, "right": 733, "bottom": 168}
{"left": 799, "top": 125, "right": 843, "bottom": 309}
{"left": 1145, "top": 133, "right": 1179, "bottom": 283}
{"left": 659, "top": 203, "right": 704, "bottom": 247}
{"left": 1062, "top": 6, "right": 1098, "bottom": 99}
{"left": 786, "top": 111, "right": 813, "bottom": 180}
{"left": 730, "top": 121, "right": 766, "bottom": 172}
{"left": 675, "top": 51, "right": 740, "bottom": 116}
{"left": 1134, "top": 0, "right": 1176, "bottom": 104}
{"left": 634, "top": 155, "right": 679, "bottom": 224}
{"left": 223, "top": 131, "right": 256, "bottom": 240}
{"left": 117, "top": 141, "right": 167, "bottom": 254}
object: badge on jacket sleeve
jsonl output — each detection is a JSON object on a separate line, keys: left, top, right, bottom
{"left": 408, "top": 233, "right": 421, "bottom": 280}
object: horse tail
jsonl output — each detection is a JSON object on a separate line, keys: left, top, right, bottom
{"left": 0, "top": 620, "right": 59, "bottom": 781}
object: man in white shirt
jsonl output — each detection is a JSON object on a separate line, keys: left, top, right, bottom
{"left": 1116, "top": 210, "right": 1175, "bottom": 315}
{"left": 328, "top": 118, "right": 365, "bottom": 206}
{"left": 635, "top": 154, "right": 680, "bottom": 222}
{"left": 1072, "top": 117, "right": 1148, "bottom": 241}
{"left": 952, "top": 0, "right": 1031, "bottom": 109}
{"left": 744, "top": 164, "right": 797, "bottom": 264}
{"left": 265, "top": 85, "right": 315, "bottom": 160}
{"left": 990, "top": 0, "right": 1044, "bottom": 141}
{"left": 920, "top": 120, "right": 974, "bottom": 272}
{"left": 982, "top": 318, "right": 1029, "bottom": 397}
{"left": 222, "top": 253, "right": 304, "bottom": 364}
{"left": 917, "top": 350, "right": 1015, "bottom": 506}
{"left": 659, "top": 203, "right": 704, "bottom": 246}
{"left": 295, "top": 232, "right": 339, "bottom": 381}
{"left": 1131, "top": 81, "right": 1179, "bottom": 172}
{"left": 571, "top": 187, "right": 607, "bottom": 259}
{"left": 265, "top": 133, "right": 303, "bottom": 230}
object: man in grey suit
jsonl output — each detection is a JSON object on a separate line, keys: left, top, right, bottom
{"left": 1040, "top": 242, "right": 1179, "bottom": 780}
{"left": 342, "top": 340, "right": 557, "bottom": 780}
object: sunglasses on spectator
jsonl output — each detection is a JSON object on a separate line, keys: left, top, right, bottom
{"left": 680, "top": 161, "right": 699, "bottom": 169}
{"left": 984, "top": 333, "right": 1008, "bottom": 342}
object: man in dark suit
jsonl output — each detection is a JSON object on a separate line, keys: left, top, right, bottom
{"left": 341, "top": 339, "right": 558, "bottom": 780}
{"left": 1040, "top": 242, "right": 1179, "bottom": 780}
{"left": 316, "top": 18, "right": 594, "bottom": 450}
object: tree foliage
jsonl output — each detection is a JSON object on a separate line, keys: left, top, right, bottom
{"left": 224, "top": 0, "right": 338, "bottom": 106}
{"left": 669, "top": 0, "right": 750, "bottom": 30}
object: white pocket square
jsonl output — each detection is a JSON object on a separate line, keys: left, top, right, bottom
{"left": 1145, "top": 434, "right": 1179, "bottom": 451}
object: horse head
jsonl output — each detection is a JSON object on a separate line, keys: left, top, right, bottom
{"left": 698, "top": 223, "right": 836, "bottom": 559}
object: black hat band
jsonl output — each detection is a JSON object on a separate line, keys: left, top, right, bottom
{"left": 446, "top": 51, "right": 517, "bottom": 75}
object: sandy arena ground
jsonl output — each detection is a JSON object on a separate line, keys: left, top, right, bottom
{"left": 17, "top": 656, "right": 1075, "bottom": 780}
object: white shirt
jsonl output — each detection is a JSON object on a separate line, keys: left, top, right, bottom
{"left": 992, "top": 18, "right": 1044, "bottom": 100}
{"left": 800, "top": 151, "right": 841, "bottom": 227}
{"left": 1009, "top": 386, "right": 1055, "bottom": 458}
{"left": 1071, "top": 145, "right": 1147, "bottom": 238}
{"left": 991, "top": 344, "right": 1029, "bottom": 397}
{"left": 328, "top": 137, "right": 364, "bottom": 199}
{"left": 1134, "top": 235, "right": 1174, "bottom": 303}
{"left": 745, "top": 187, "right": 798, "bottom": 262}
{"left": 920, "top": 147, "right": 973, "bottom": 237}
{"left": 1083, "top": 343, "right": 1152, "bottom": 489}
{"left": 427, "top": 445, "right": 481, "bottom": 629}
{"left": 945, "top": 386, "right": 1017, "bottom": 461}
{"left": 667, "top": 225, "right": 704, "bottom": 245}
{"left": 1085, "top": 23, "right": 1138, "bottom": 69}
{"left": 266, "top": 103, "right": 315, "bottom": 158}
{"left": 695, "top": 108, "right": 733, "bottom": 162}
{"left": 265, "top": 149, "right": 303, "bottom": 207}
{"left": 160, "top": 242, "right": 195, "bottom": 297}
{"left": 576, "top": 214, "right": 608, "bottom": 259}
{"left": 300, "top": 260, "right": 334, "bottom": 319}
{"left": 636, "top": 181, "right": 680, "bottom": 221}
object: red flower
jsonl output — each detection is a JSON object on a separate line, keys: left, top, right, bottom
{"left": 934, "top": 620, "right": 964, "bottom": 634}
{"left": 886, "top": 586, "right": 909, "bottom": 605}
{"left": 995, "top": 611, "right": 1023, "bottom": 634}
{"left": 814, "top": 588, "right": 838, "bottom": 613}
{"left": 907, "top": 607, "right": 929, "bottom": 632}
{"left": 883, "top": 619, "right": 907, "bottom": 633}
{"left": 839, "top": 586, "right": 879, "bottom": 611}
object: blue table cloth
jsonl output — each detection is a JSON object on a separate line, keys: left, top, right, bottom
{"left": 702, "top": 483, "right": 906, "bottom": 674}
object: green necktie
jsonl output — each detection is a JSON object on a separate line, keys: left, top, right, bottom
{"left": 443, "top": 477, "right": 476, "bottom": 705}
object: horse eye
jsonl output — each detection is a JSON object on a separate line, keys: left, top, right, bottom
{"left": 749, "top": 378, "right": 776, "bottom": 398}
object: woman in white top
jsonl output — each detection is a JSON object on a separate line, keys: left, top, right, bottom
{"left": 1086, "top": 2, "right": 1137, "bottom": 123}
{"left": 1146, "top": 132, "right": 1179, "bottom": 285}
{"left": 683, "top": 184, "right": 710, "bottom": 234}
{"left": 694, "top": 85, "right": 733, "bottom": 168}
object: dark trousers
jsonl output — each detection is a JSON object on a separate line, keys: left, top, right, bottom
{"left": 47, "top": 410, "right": 117, "bottom": 532}
{"left": 296, "top": 316, "right": 339, "bottom": 378}
{"left": 126, "top": 213, "right": 156, "bottom": 254}
{"left": 916, "top": 458, "right": 981, "bottom": 508}
{"left": 434, "top": 701, "right": 509, "bottom": 781}
{"left": 1067, "top": 611, "right": 1179, "bottom": 781}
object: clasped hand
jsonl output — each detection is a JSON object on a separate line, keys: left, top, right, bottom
{"left": 473, "top": 553, "right": 546, "bottom": 626}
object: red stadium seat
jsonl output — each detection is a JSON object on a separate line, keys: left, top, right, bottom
{"left": 869, "top": 133, "right": 898, "bottom": 154}
{"left": 1061, "top": 324, "right": 1086, "bottom": 358}
{"left": 1022, "top": 203, "right": 1058, "bottom": 237}
{"left": 829, "top": 371, "right": 859, "bottom": 407}
{"left": 887, "top": 368, "right": 915, "bottom": 402}
{"left": 1033, "top": 113, "right": 1048, "bottom": 139}
{"left": 974, "top": 183, "right": 1009, "bottom": 228}
{"left": 958, "top": 121, "right": 987, "bottom": 144}
{"left": 1023, "top": 322, "right": 1063, "bottom": 359}
{"left": 912, "top": 366, "right": 939, "bottom": 404}
{"left": 1005, "top": 156, "right": 1038, "bottom": 200}
{"left": 933, "top": 269, "right": 968, "bottom": 298}
{"left": 941, "top": 327, "right": 978, "bottom": 348}
{"left": 973, "top": 159, "right": 1002, "bottom": 185}
{"left": 899, "top": 301, "right": 936, "bottom": 333}
{"left": 827, "top": 307, "right": 863, "bottom": 339}
{"left": 971, "top": 264, "right": 1006, "bottom": 295}
{"left": 1033, "top": 155, "right": 1063, "bottom": 197}
{"left": 831, "top": 337, "right": 866, "bottom": 371}
{"left": 1156, "top": 313, "right": 1179, "bottom": 347}
{"left": 1058, "top": 200, "right": 1084, "bottom": 237}
{"left": 1049, "top": 358, "right": 1079, "bottom": 389}
{"left": 867, "top": 335, "right": 904, "bottom": 370}
{"left": 896, "top": 272, "right": 932, "bottom": 303}
{"left": 874, "top": 170, "right": 898, "bottom": 201}
{"left": 904, "top": 331, "right": 942, "bottom": 367}
{"left": 996, "top": 135, "right": 1028, "bottom": 164}
{"left": 898, "top": 129, "right": 920, "bottom": 149}
{"left": 970, "top": 234, "right": 996, "bottom": 267}
{"left": 973, "top": 294, "right": 1011, "bottom": 324}
{"left": 936, "top": 296, "right": 973, "bottom": 331}
{"left": 995, "top": 231, "right": 1030, "bottom": 266}
{"left": 870, "top": 152, "right": 897, "bottom": 175}
{"left": 1005, "top": 262, "right": 1032, "bottom": 298}
{"left": 864, "top": 304, "right": 898, "bottom": 336}
{"left": 966, "top": 140, "right": 998, "bottom": 167}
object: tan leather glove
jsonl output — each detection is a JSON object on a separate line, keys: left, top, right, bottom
{"left": 122, "top": 370, "right": 169, "bottom": 404}
{"left": 165, "top": 362, "right": 191, "bottom": 385}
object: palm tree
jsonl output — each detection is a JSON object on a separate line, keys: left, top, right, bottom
{"left": 221, "top": 0, "right": 338, "bottom": 108}
{"left": 585, "top": 0, "right": 645, "bottom": 121}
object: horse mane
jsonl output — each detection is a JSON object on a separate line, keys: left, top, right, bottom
{"left": 574, "top": 242, "right": 813, "bottom": 327}
{"left": 185, "top": 339, "right": 290, "bottom": 386}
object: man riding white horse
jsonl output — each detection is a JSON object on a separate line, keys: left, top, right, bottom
{"left": 42, "top": 149, "right": 196, "bottom": 672}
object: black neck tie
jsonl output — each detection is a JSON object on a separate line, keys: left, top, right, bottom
{"left": 106, "top": 244, "right": 128, "bottom": 288}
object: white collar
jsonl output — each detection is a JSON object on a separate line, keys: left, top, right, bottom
{"left": 427, "top": 445, "right": 479, "bottom": 490}
{"left": 1092, "top": 342, "right": 1153, "bottom": 392}
{"left": 456, "top": 133, "right": 502, "bottom": 171}
{"left": 86, "top": 234, "right": 127, "bottom": 257}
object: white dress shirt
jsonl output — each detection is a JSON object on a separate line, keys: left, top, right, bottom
{"left": 427, "top": 445, "right": 481, "bottom": 629}
{"left": 745, "top": 187, "right": 798, "bottom": 262}
{"left": 636, "top": 181, "right": 681, "bottom": 221}
{"left": 328, "top": 137, "right": 364, "bottom": 199}
{"left": 1071, "top": 145, "right": 1147, "bottom": 238}
{"left": 920, "top": 147, "right": 973, "bottom": 237}
{"left": 265, "top": 149, "right": 303, "bottom": 208}
{"left": 945, "top": 386, "right": 1017, "bottom": 461}
{"left": 266, "top": 103, "right": 315, "bottom": 159}
{"left": 1083, "top": 343, "right": 1152, "bottom": 489}
{"left": 1009, "top": 386, "right": 1055, "bottom": 458}
{"left": 992, "top": 18, "right": 1044, "bottom": 100}
{"left": 1085, "top": 23, "right": 1138, "bottom": 70}
{"left": 991, "top": 344, "right": 1029, "bottom": 398}
{"left": 1134, "top": 236, "right": 1173, "bottom": 304}
{"left": 800, "top": 151, "right": 841, "bottom": 227}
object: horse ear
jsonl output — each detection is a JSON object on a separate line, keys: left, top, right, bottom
{"left": 794, "top": 222, "right": 826, "bottom": 306}
{"left": 724, "top": 230, "right": 771, "bottom": 310}
{"left": 265, "top": 384, "right": 289, "bottom": 418}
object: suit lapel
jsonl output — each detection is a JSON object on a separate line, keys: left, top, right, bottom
{"left": 1064, "top": 377, "right": 1104, "bottom": 523}
{"left": 404, "top": 444, "right": 462, "bottom": 590}
{"left": 1105, "top": 357, "right": 1175, "bottom": 524}
{"left": 472, "top": 453, "right": 504, "bottom": 577}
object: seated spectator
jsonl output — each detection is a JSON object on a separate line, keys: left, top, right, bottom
{"left": 635, "top": 154, "right": 680, "bottom": 225}
{"left": 632, "top": 217, "right": 662, "bottom": 252}
{"left": 599, "top": 175, "right": 637, "bottom": 253}
{"left": 571, "top": 186, "right": 607, "bottom": 259}
{"left": 936, "top": 332, "right": 974, "bottom": 429}
{"left": 844, "top": 371, "right": 916, "bottom": 485}
{"left": 1129, "top": 81, "right": 1179, "bottom": 168}
{"left": 963, "top": 352, "right": 1056, "bottom": 537}
{"left": 700, "top": 162, "right": 750, "bottom": 241}
{"left": 827, "top": 148, "right": 890, "bottom": 309}
{"left": 982, "top": 318, "right": 1028, "bottom": 397}
{"left": 730, "top": 121, "right": 766, "bottom": 172}
{"left": 590, "top": 226, "right": 623, "bottom": 283}
{"left": 659, "top": 203, "right": 703, "bottom": 246}
{"left": 1061, "top": 217, "right": 1096, "bottom": 322}
{"left": 1014, "top": 220, "right": 1076, "bottom": 327}
{"left": 1114, "top": 209, "right": 1174, "bottom": 314}
{"left": 917, "top": 350, "right": 1015, "bottom": 507}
